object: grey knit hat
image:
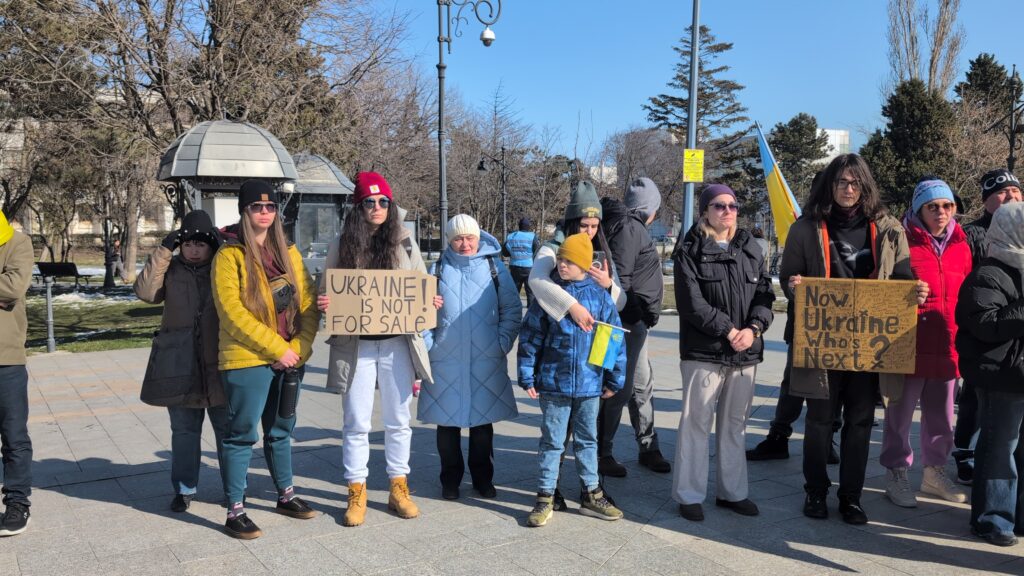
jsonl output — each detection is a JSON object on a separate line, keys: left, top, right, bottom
{"left": 564, "top": 181, "right": 602, "bottom": 220}
{"left": 625, "top": 177, "right": 662, "bottom": 219}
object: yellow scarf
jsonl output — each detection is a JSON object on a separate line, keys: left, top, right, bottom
{"left": 0, "top": 211, "right": 13, "bottom": 247}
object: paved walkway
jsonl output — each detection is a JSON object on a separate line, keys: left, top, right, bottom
{"left": 9, "top": 315, "right": 1023, "bottom": 575}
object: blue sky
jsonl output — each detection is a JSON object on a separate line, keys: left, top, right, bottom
{"left": 386, "top": 0, "right": 1020, "bottom": 160}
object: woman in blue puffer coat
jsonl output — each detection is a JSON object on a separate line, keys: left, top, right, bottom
{"left": 419, "top": 214, "right": 523, "bottom": 500}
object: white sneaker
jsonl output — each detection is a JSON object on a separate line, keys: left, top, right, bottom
{"left": 885, "top": 467, "right": 918, "bottom": 508}
{"left": 921, "top": 465, "right": 968, "bottom": 503}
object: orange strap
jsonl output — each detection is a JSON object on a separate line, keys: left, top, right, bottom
{"left": 820, "top": 220, "right": 879, "bottom": 280}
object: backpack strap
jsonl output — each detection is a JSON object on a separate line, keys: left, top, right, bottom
{"left": 486, "top": 255, "right": 500, "bottom": 295}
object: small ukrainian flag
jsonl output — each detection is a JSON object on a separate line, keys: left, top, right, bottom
{"left": 588, "top": 321, "right": 628, "bottom": 370}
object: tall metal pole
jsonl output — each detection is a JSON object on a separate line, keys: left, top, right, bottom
{"left": 1008, "top": 64, "right": 1020, "bottom": 173}
{"left": 44, "top": 277, "right": 56, "bottom": 353}
{"left": 500, "top": 145, "right": 508, "bottom": 241}
{"left": 682, "top": 0, "right": 700, "bottom": 234}
{"left": 437, "top": 1, "right": 450, "bottom": 231}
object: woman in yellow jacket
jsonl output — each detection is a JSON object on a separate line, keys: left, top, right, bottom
{"left": 212, "top": 180, "right": 320, "bottom": 540}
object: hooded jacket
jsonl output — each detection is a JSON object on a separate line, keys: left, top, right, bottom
{"left": 0, "top": 212, "right": 33, "bottom": 365}
{"left": 672, "top": 225, "right": 775, "bottom": 366}
{"left": 779, "top": 213, "right": 913, "bottom": 400}
{"left": 134, "top": 246, "right": 225, "bottom": 407}
{"left": 211, "top": 230, "right": 320, "bottom": 371}
{"left": 904, "top": 218, "right": 972, "bottom": 380}
{"left": 601, "top": 196, "right": 663, "bottom": 327}
{"left": 955, "top": 258, "right": 1024, "bottom": 393}
{"left": 963, "top": 211, "right": 992, "bottom": 269}
{"left": 418, "top": 231, "right": 522, "bottom": 428}
{"left": 518, "top": 275, "right": 626, "bottom": 398}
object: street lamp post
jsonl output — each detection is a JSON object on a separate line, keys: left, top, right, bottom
{"left": 986, "top": 65, "right": 1024, "bottom": 173}
{"left": 477, "top": 145, "right": 511, "bottom": 241}
{"left": 437, "top": 0, "right": 502, "bottom": 230}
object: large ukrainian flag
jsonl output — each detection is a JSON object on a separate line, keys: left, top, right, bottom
{"left": 755, "top": 122, "right": 802, "bottom": 246}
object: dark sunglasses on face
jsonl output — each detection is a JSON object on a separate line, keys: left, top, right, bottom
{"left": 246, "top": 202, "right": 278, "bottom": 214}
{"left": 710, "top": 202, "right": 740, "bottom": 213}
{"left": 924, "top": 202, "right": 955, "bottom": 213}
{"left": 361, "top": 197, "right": 392, "bottom": 210}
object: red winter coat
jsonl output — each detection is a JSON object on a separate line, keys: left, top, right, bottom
{"left": 905, "top": 219, "right": 972, "bottom": 379}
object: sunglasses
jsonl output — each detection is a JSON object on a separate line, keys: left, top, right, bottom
{"left": 924, "top": 201, "right": 955, "bottom": 213}
{"left": 246, "top": 202, "right": 278, "bottom": 214}
{"left": 709, "top": 202, "right": 740, "bottom": 213}
{"left": 361, "top": 197, "right": 392, "bottom": 210}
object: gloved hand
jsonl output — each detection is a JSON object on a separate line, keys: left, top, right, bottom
{"left": 161, "top": 230, "right": 181, "bottom": 251}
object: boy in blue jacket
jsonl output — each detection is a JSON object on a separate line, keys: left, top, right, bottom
{"left": 518, "top": 232, "right": 627, "bottom": 527}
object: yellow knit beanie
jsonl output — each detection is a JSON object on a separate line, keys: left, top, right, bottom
{"left": 558, "top": 232, "right": 593, "bottom": 271}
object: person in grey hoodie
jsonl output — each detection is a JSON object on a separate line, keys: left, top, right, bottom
{"left": 596, "top": 177, "right": 670, "bottom": 476}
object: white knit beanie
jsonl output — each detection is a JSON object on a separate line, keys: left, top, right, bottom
{"left": 445, "top": 214, "right": 480, "bottom": 243}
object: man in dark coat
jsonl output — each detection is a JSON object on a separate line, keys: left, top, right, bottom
{"left": 595, "top": 177, "right": 671, "bottom": 476}
{"left": 953, "top": 168, "right": 1021, "bottom": 485}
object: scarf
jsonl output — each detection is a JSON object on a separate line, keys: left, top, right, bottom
{"left": 905, "top": 213, "right": 956, "bottom": 257}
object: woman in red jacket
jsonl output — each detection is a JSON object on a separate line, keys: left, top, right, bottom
{"left": 882, "top": 179, "right": 971, "bottom": 508}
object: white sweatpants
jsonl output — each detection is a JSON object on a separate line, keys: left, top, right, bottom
{"left": 672, "top": 360, "right": 757, "bottom": 505}
{"left": 342, "top": 337, "right": 415, "bottom": 483}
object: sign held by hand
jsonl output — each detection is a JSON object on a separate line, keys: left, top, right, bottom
{"left": 325, "top": 269, "right": 437, "bottom": 336}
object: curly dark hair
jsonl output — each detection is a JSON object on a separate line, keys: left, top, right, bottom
{"left": 803, "top": 153, "right": 888, "bottom": 221}
{"left": 336, "top": 202, "right": 403, "bottom": 270}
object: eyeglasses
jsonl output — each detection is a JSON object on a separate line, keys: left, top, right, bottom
{"left": 924, "top": 202, "right": 955, "bottom": 213}
{"left": 246, "top": 203, "right": 277, "bottom": 214}
{"left": 836, "top": 178, "right": 862, "bottom": 191}
{"left": 361, "top": 197, "right": 392, "bottom": 210}
{"left": 709, "top": 202, "right": 740, "bottom": 213}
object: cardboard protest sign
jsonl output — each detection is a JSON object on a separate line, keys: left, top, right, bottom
{"left": 793, "top": 278, "right": 918, "bottom": 374}
{"left": 324, "top": 269, "right": 437, "bottom": 336}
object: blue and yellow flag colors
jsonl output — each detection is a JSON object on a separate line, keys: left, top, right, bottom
{"left": 588, "top": 322, "right": 627, "bottom": 370}
{"left": 755, "top": 122, "right": 802, "bottom": 247}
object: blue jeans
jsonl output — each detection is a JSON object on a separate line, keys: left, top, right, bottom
{"left": 167, "top": 405, "right": 229, "bottom": 496}
{"left": 538, "top": 395, "right": 599, "bottom": 494}
{"left": 221, "top": 366, "right": 303, "bottom": 504}
{"left": 0, "top": 366, "right": 31, "bottom": 507}
{"left": 972, "top": 388, "right": 1024, "bottom": 536}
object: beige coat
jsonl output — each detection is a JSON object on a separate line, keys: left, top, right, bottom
{"left": 0, "top": 232, "right": 33, "bottom": 366}
{"left": 779, "top": 214, "right": 912, "bottom": 401}
{"left": 323, "top": 227, "right": 433, "bottom": 393}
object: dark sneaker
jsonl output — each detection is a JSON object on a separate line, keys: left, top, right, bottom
{"left": 552, "top": 489, "right": 567, "bottom": 512}
{"left": 746, "top": 433, "right": 789, "bottom": 461}
{"left": 715, "top": 498, "right": 759, "bottom": 516}
{"left": 956, "top": 458, "right": 974, "bottom": 486}
{"left": 473, "top": 484, "right": 497, "bottom": 499}
{"left": 803, "top": 493, "right": 828, "bottom": 519}
{"left": 838, "top": 497, "right": 868, "bottom": 525}
{"left": 638, "top": 450, "right": 671, "bottom": 473}
{"left": 580, "top": 489, "right": 623, "bottom": 521}
{"left": 527, "top": 493, "right": 554, "bottom": 527}
{"left": 442, "top": 485, "right": 460, "bottom": 500}
{"left": 0, "top": 503, "right": 30, "bottom": 537}
{"left": 170, "top": 493, "right": 193, "bottom": 513}
{"left": 579, "top": 483, "right": 617, "bottom": 507}
{"left": 598, "top": 455, "right": 627, "bottom": 478}
{"left": 972, "top": 525, "right": 1018, "bottom": 547}
{"left": 276, "top": 496, "right": 317, "bottom": 519}
{"left": 224, "top": 513, "right": 262, "bottom": 539}
{"left": 678, "top": 503, "right": 704, "bottom": 521}
{"left": 828, "top": 441, "right": 841, "bottom": 465}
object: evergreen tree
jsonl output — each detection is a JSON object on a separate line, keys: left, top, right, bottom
{"left": 768, "top": 113, "right": 830, "bottom": 204}
{"left": 954, "top": 53, "right": 1022, "bottom": 111}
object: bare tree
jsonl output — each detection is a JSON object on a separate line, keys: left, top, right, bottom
{"left": 887, "top": 0, "right": 964, "bottom": 94}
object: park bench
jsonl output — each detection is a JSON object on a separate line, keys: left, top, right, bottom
{"left": 34, "top": 262, "right": 94, "bottom": 291}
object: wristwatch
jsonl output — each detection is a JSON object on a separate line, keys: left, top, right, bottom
{"left": 748, "top": 323, "right": 763, "bottom": 338}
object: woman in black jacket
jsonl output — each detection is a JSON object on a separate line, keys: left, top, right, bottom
{"left": 670, "top": 184, "right": 775, "bottom": 522}
{"left": 956, "top": 202, "right": 1024, "bottom": 547}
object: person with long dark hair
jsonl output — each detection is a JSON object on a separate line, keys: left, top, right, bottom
{"left": 781, "top": 154, "right": 927, "bottom": 525}
{"left": 212, "top": 180, "right": 321, "bottom": 539}
{"left": 319, "top": 172, "right": 437, "bottom": 527}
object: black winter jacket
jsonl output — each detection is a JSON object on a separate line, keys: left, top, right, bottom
{"left": 962, "top": 212, "right": 992, "bottom": 270}
{"left": 672, "top": 225, "right": 775, "bottom": 366}
{"left": 601, "top": 197, "right": 663, "bottom": 327}
{"left": 955, "top": 257, "right": 1024, "bottom": 393}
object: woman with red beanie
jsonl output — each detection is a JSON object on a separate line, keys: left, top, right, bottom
{"left": 319, "top": 172, "right": 439, "bottom": 527}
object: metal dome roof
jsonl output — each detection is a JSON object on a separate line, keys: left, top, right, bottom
{"left": 292, "top": 153, "right": 354, "bottom": 195}
{"left": 156, "top": 120, "right": 298, "bottom": 182}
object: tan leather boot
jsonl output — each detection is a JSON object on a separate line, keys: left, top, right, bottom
{"left": 342, "top": 482, "right": 367, "bottom": 527}
{"left": 387, "top": 476, "right": 419, "bottom": 519}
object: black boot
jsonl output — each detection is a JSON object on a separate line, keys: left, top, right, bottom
{"left": 746, "top": 433, "right": 789, "bottom": 461}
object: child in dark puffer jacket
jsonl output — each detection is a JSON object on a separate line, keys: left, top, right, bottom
{"left": 518, "top": 232, "right": 626, "bottom": 527}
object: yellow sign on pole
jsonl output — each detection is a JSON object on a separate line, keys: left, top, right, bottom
{"left": 683, "top": 149, "right": 704, "bottom": 183}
